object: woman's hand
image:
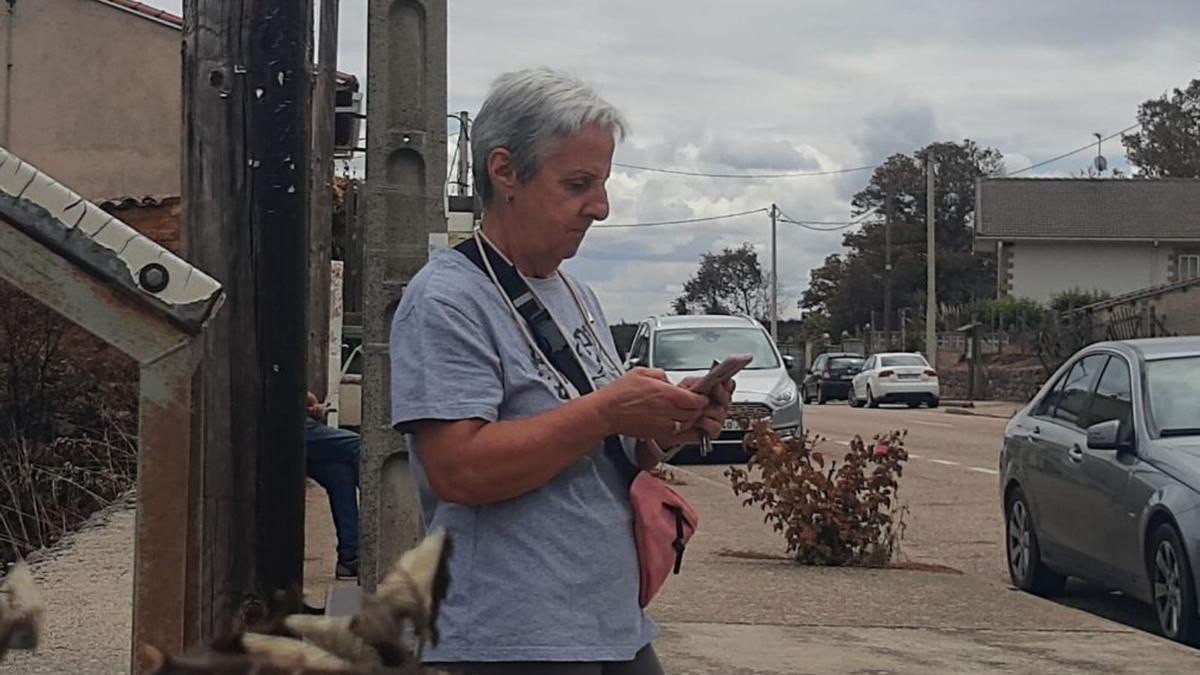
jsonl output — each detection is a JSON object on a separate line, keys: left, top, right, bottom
{"left": 649, "top": 377, "right": 736, "bottom": 449}
{"left": 595, "top": 368, "right": 709, "bottom": 439}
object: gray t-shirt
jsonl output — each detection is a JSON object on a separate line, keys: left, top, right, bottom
{"left": 389, "top": 248, "right": 656, "bottom": 663}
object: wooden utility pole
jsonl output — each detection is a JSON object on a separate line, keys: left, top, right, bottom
{"left": 883, "top": 186, "right": 894, "bottom": 349}
{"left": 770, "top": 203, "right": 778, "bottom": 342}
{"left": 182, "top": 0, "right": 312, "bottom": 636}
{"left": 926, "top": 158, "right": 938, "bottom": 368}
{"left": 454, "top": 110, "right": 471, "bottom": 195}
{"left": 308, "top": 0, "right": 340, "bottom": 401}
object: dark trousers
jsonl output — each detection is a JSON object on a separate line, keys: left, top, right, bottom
{"left": 305, "top": 417, "right": 360, "bottom": 565}
{"left": 431, "top": 645, "right": 664, "bottom": 675}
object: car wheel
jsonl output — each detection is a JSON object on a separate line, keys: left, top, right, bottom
{"left": 906, "top": 401, "right": 919, "bottom": 409}
{"left": 1150, "top": 524, "right": 1200, "bottom": 646}
{"left": 928, "top": 397, "right": 940, "bottom": 409}
{"left": 801, "top": 386, "right": 812, "bottom": 405}
{"left": 1006, "top": 487, "right": 1066, "bottom": 597}
{"left": 816, "top": 387, "right": 827, "bottom": 405}
{"left": 866, "top": 386, "right": 880, "bottom": 409}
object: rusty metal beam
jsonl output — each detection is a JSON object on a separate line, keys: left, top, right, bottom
{"left": 0, "top": 223, "right": 189, "bottom": 363}
{"left": 133, "top": 340, "right": 202, "bottom": 671}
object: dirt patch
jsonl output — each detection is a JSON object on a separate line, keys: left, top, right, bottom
{"left": 715, "top": 548, "right": 964, "bottom": 575}
{"left": 716, "top": 548, "right": 791, "bottom": 561}
{"left": 891, "top": 560, "right": 964, "bottom": 575}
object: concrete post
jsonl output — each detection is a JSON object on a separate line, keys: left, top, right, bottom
{"left": 360, "top": 0, "right": 448, "bottom": 590}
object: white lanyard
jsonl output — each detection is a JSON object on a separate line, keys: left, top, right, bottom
{"left": 472, "top": 228, "right": 623, "bottom": 400}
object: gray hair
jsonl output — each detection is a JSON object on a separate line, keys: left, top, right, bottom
{"left": 471, "top": 68, "right": 628, "bottom": 205}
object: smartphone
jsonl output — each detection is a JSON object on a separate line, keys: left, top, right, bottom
{"left": 686, "top": 354, "right": 753, "bottom": 395}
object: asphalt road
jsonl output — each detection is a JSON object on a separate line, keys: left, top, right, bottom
{"left": 689, "top": 400, "right": 1172, "bottom": 645}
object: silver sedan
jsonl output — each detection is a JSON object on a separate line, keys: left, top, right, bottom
{"left": 1000, "top": 337, "right": 1200, "bottom": 646}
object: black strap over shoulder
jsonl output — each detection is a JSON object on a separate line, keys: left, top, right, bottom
{"left": 454, "top": 237, "right": 635, "bottom": 478}
{"left": 455, "top": 238, "right": 595, "bottom": 397}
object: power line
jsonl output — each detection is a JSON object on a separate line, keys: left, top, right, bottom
{"left": 1007, "top": 123, "right": 1140, "bottom": 176}
{"left": 610, "top": 123, "right": 1140, "bottom": 182}
{"left": 612, "top": 162, "right": 876, "bottom": 179}
{"left": 776, "top": 206, "right": 876, "bottom": 232}
{"left": 592, "top": 207, "right": 768, "bottom": 229}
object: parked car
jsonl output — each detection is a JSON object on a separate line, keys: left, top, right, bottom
{"left": 624, "top": 315, "right": 801, "bottom": 463}
{"left": 802, "top": 352, "right": 864, "bottom": 404}
{"left": 1000, "top": 337, "right": 1200, "bottom": 646}
{"left": 849, "top": 352, "right": 939, "bottom": 408}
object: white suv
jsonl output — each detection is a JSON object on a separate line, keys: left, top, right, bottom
{"left": 623, "top": 315, "right": 802, "bottom": 462}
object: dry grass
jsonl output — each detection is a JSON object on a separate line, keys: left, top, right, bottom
{"left": 0, "top": 281, "right": 138, "bottom": 566}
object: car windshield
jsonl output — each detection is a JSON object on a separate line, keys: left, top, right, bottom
{"left": 1147, "top": 356, "right": 1200, "bottom": 436}
{"left": 829, "top": 357, "right": 863, "bottom": 370}
{"left": 880, "top": 355, "right": 928, "bottom": 367}
{"left": 652, "top": 327, "right": 780, "bottom": 371}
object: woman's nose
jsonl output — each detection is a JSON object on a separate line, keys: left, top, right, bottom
{"left": 582, "top": 188, "right": 609, "bottom": 221}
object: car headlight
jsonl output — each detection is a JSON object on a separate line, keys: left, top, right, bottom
{"left": 769, "top": 378, "right": 798, "bottom": 407}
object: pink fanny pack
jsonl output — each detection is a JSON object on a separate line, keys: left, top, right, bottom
{"left": 630, "top": 471, "right": 699, "bottom": 608}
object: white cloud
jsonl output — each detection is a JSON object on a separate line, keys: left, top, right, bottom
{"left": 142, "top": 0, "right": 1200, "bottom": 324}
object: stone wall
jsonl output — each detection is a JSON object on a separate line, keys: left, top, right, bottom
{"left": 939, "top": 365, "right": 1046, "bottom": 403}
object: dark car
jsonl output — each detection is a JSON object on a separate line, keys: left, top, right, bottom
{"left": 801, "top": 353, "right": 864, "bottom": 404}
{"left": 999, "top": 337, "right": 1200, "bottom": 646}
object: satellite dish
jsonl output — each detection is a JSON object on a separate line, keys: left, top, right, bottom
{"left": 1094, "top": 155, "right": 1108, "bottom": 172}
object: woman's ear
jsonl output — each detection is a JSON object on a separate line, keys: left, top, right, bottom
{"left": 488, "top": 147, "right": 519, "bottom": 201}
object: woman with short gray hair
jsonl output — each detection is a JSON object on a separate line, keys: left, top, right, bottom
{"left": 390, "top": 68, "right": 734, "bottom": 674}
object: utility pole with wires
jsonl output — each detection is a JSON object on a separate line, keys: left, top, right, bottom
{"left": 883, "top": 185, "right": 894, "bottom": 349}
{"left": 925, "top": 158, "right": 938, "bottom": 368}
{"left": 770, "top": 203, "right": 778, "bottom": 342}
{"left": 455, "top": 110, "right": 471, "bottom": 196}
{"left": 183, "top": 0, "right": 312, "bottom": 637}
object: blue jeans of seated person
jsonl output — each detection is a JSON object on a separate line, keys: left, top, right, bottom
{"left": 305, "top": 417, "right": 360, "bottom": 566}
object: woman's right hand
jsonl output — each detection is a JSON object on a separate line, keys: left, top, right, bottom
{"left": 595, "top": 368, "right": 709, "bottom": 439}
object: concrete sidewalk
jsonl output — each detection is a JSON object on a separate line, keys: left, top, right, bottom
{"left": 10, "top": 461, "right": 1199, "bottom": 674}
{"left": 653, "top": 463, "right": 1200, "bottom": 674}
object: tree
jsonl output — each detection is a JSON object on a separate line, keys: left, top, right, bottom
{"left": 801, "top": 140, "right": 1003, "bottom": 335}
{"left": 675, "top": 243, "right": 769, "bottom": 318}
{"left": 1122, "top": 79, "right": 1200, "bottom": 178}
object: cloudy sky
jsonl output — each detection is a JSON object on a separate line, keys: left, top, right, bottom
{"left": 146, "top": 0, "right": 1199, "bottom": 323}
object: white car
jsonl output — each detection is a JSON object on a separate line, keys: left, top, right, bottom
{"left": 850, "top": 352, "right": 940, "bottom": 409}
{"left": 624, "top": 314, "right": 802, "bottom": 463}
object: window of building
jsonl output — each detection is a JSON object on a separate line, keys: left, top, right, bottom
{"left": 1178, "top": 254, "right": 1200, "bottom": 280}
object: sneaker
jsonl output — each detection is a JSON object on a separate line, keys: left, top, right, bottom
{"left": 335, "top": 559, "right": 358, "bottom": 580}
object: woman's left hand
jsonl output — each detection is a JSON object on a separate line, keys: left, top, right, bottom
{"left": 651, "top": 378, "right": 735, "bottom": 448}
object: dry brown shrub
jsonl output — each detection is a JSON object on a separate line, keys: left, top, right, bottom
{"left": 726, "top": 422, "right": 909, "bottom": 566}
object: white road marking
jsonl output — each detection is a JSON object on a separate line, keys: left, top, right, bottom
{"left": 929, "top": 459, "right": 960, "bottom": 466}
{"left": 908, "top": 453, "right": 923, "bottom": 459}
{"left": 835, "top": 440, "right": 851, "bottom": 446}
{"left": 908, "top": 419, "right": 955, "bottom": 428}
{"left": 969, "top": 467, "right": 999, "bottom": 475}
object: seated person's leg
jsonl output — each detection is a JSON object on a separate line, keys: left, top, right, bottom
{"left": 306, "top": 418, "right": 361, "bottom": 575}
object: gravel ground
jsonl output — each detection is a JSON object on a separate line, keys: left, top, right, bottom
{"left": 3, "top": 483, "right": 346, "bottom": 674}
{"left": 5, "top": 493, "right": 137, "bottom": 674}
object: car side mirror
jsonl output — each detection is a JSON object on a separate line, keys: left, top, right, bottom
{"left": 783, "top": 355, "right": 795, "bottom": 369}
{"left": 1086, "top": 419, "right": 1123, "bottom": 451}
